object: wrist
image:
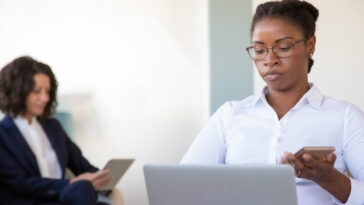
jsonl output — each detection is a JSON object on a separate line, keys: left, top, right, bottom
{"left": 69, "top": 178, "right": 76, "bottom": 184}
{"left": 314, "top": 168, "right": 338, "bottom": 186}
{"left": 315, "top": 168, "right": 351, "bottom": 203}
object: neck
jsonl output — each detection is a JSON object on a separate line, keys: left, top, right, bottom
{"left": 266, "top": 82, "right": 310, "bottom": 119}
{"left": 21, "top": 113, "right": 34, "bottom": 124}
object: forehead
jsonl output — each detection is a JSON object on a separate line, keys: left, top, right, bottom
{"left": 33, "top": 73, "right": 50, "bottom": 86}
{"left": 252, "top": 18, "right": 304, "bottom": 44}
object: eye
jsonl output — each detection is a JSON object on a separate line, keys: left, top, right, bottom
{"left": 276, "top": 42, "right": 294, "bottom": 52}
{"left": 254, "top": 47, "right": 266, "bottom": 55}
{"left": 278, "top": 45, "right": 293, "bottom": 52}
{"left": 32, "top": 89, "right": 41, "bottom": 94}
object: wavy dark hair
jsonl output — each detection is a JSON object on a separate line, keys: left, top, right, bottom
{"left": 251, "top": 0, "right": 319, "bottom": 73}
{"left": 0, "top": 56, "right": 58, "bottom": 120}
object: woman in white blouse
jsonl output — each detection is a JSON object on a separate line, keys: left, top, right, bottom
{"left": 181, "top": 1, "right": 364, "bottom": 204}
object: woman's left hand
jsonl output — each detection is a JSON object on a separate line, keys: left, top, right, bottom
{"left": 280, "top": 151, "right": 337, "bottom": 183}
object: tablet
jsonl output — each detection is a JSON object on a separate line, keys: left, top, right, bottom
{"left": 98, "top": 158, "right": 134, "bottom": 191}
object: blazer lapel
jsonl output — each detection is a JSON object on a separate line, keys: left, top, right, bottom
{"left": 40, "top": 120, "right": 66, "bottom": 175}
{"left": 0, "top": 116, "right": 40, "bottom": 175}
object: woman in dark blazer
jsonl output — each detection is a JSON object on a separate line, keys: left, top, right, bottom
{"left": 0, "top": 56, "right": 111, "bottom": 205}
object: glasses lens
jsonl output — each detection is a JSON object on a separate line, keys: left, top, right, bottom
{"left": 248, "top": 46, "right": 266, "bottom": 60}
{"left": 273, "top": 40, "right": 294, "bottom": 58}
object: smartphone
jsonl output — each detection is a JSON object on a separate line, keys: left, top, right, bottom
{"left": 295, "top": 146, "right": 335, "bottom": 159}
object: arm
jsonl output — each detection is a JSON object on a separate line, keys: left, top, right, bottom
{"left": 51, "top": 119, "right": 111, "bottom": 189}
{"left": 280, "top": 152, "right": 351, "bottom": 202}
{"left": 181, "top": 103, "right": 229, "bottom": 164}
{"left": 338, "top": 104, "right": 364, "bottom": 204}
{"left": 50, "top": 119, "right": 98, "bottom": 175}
{"left": 280, "top": 104, "right": 364, "bottom": 204}
{"left": 65, "top": 136, "right": 98, "bottom": 175}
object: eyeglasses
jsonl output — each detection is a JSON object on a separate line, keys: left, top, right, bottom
{"left": 246, "top": 39, "right": 305, "bottom": 60}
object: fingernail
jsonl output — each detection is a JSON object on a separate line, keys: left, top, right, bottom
{"left": 303, "top": 154, "right": 310, "bottom": 161}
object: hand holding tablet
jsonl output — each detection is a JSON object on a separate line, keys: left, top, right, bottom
{"left": 97, "top": 158, "right": 134, "bottom": 191}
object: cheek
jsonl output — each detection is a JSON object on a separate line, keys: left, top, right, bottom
{"left": 290, "top": 49, "right": 308, "bottom": 67}
{"left": 25, "top": 100, "right": 32, "bottom": 113}
{"left": 254, "top": 61, "right": 265, "bottom": 76}
{"left": 25, "top": 95, "right": 36, "bottom": 108}
{"left": 281, "top": 50, "right": 308, "bottom": 73}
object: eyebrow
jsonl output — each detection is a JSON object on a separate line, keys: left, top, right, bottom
{"left": 252, "top": 36, "right": 295, "bottom": 45}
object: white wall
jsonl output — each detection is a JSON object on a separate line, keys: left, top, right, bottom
{"left": 253, "top": 0, "right": 364, "bottom": 110}
{"left": 0, "top": 0, "right": 209, "bottom": 204}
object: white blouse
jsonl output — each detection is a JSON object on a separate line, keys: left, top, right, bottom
{"left": 14, "top": 116, "right": 62, "bottom": 179}
{"left": 181, "top": 84, "right": 364, "bottom": 205}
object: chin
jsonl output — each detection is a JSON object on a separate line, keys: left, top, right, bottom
{"left": 266, "top": 81, "right": 293, "bottom": 92}
{"left": 32, "top": 110, "right": 45, "bottom": 117}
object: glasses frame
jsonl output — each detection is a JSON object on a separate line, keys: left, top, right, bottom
{"left": 245, "top": 39, "right": 306, "bottom": 61}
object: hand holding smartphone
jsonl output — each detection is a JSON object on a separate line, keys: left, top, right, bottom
{"left": 295, "top": 146, "right": 335, "bottom": 160}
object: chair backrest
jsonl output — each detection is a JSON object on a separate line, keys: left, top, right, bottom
{"left": 54, "top": 111, "right": 73, "bottom": 138}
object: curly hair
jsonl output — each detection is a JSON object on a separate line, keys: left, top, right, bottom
{"left": 251, "top": 0, "right": 319, "bottom": 73}
{"left": 0, "top": 56, "right": 58, "bottom": 120}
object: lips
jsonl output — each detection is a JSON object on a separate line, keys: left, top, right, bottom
{"left": 264, "top": 71, "right": 282, "bottom": 81}
{"left": 35, "top": 104, "right": 46, "bottom": 110}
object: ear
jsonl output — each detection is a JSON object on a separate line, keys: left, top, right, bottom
{"left": 307, "top": 35, "right": 316, "bottom": 57}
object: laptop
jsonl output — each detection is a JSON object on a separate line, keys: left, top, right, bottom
{"left": 144, "top": 164, "right": 297, "bottom": 205}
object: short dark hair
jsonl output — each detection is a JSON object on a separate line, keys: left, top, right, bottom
{"left": 0, "top": 56, "right": 58, "bottom": 120}
{"left": 251, "top": 0, "right": 319, "bottom": 73}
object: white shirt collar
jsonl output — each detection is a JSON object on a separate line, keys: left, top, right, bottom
{"left": 247, "top": 83, "right": 323, "bottom": 110}
{"left": 304, "top": 84, "right": 323, "bottom": 109}
{"left": 14, "top": 115, "right": 38, "bottom": 127}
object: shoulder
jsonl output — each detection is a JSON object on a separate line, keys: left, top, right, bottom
{"left": 320, "top": 96, "right": 364, "bottom": 124}
{"left": 0, "top": 116, "right": 18, "bottom": 138}
{"left": 214, "top": 95, "right": 259, "bottom": 117}
{"left": 223, "top": 95, "right": 258, "bottom": 110}
{"left": 39, "top": 117, "right": 63, "bottom": 130}
{"left": 322, "top": 96, "right": 362, "bottom": 113}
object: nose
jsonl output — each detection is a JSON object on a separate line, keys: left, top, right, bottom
{"left": 40, "top": 91, "right": 50, "bottom": 103}
{"left": 263, "top": 48, "right": 280, "bottom": 67}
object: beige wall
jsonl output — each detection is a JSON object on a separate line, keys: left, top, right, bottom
{"left": 253, "top": 0, "right": 364, "bottom": 110}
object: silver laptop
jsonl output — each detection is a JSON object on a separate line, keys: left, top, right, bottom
{"left": 144, "top": 164, "right": 297, "bottom": 205}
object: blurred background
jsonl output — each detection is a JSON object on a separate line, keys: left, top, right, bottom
{"left": 0, "top": 0, "right": 363, "bottom": 204}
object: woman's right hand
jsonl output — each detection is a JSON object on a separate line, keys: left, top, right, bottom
{"left": 279, "top": 151, "right": 337, "bottom": 181}
{"left": 69, "top": 169, "right": 112, "bottom": 190}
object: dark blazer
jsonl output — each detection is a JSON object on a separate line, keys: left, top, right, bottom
{"left": 0, "top": 115, "right": 98, "bottom": 205}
